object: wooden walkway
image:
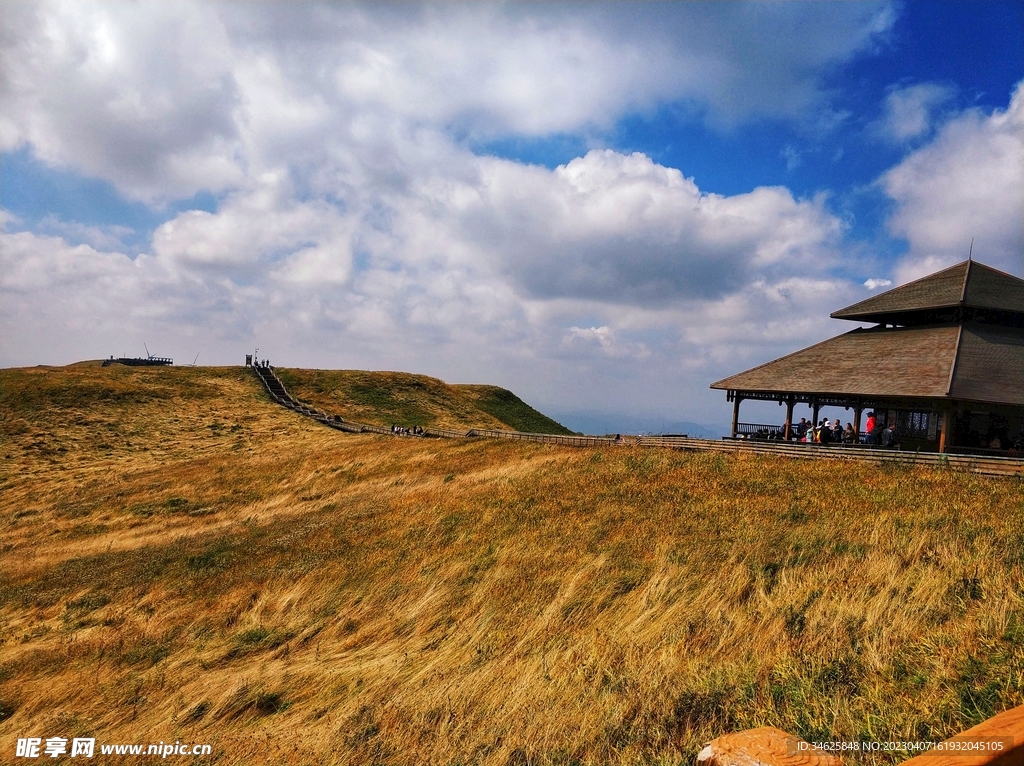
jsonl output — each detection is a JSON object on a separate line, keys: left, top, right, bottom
{"left": 251, "top": 367, "right": 1024, "bottom": 478}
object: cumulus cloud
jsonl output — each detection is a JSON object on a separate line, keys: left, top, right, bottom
{"left": 1, "top": 1, "right": 894, "bottom": 201}
{"left": 863, "top": 278, "right": 892, "bottom": 289}
{"left": 149, "top": 171, "right": 354, "bottom": 284}
{"left": 443, "top": 151, "right": 843, "bottom": 305}
{"left": 874, "top": 82, "right": 955, "bottom": 142}
{"left": 0, "top": 229, "right": 177, "bottom": 360}
{"left": 35, "top": 215, "right": 136, "bottom": 252}
{"left": 883, "top": 80, "right": 1024, "bottom": 281}
{"left": 0, "top": 2, "right": 244, "bottom": 201}
{"left": 317, "top": 2, "right": 895, "bottom": 132}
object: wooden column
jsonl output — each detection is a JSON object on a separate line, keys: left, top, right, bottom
{"left": 853, "top": 401, "right": 863, "bottom": 442}
{"left": 939, "top": 408, "right": 953, "bottom": 453}
{"left": 783, "top": 396, "right": 795, "bottom": 440}
{"left": 811, "top": 400, "right": 820, "bottom": 437}
{"left": 731, "top": 393, "right": 743, "bottom": 438}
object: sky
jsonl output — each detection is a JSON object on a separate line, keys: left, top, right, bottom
{"left": 2, "top": 1, "right": 1023, "bottom": 434}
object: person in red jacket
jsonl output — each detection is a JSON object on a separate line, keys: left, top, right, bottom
{"left": 864, "top": 412, "right": 876, "bottom": 444}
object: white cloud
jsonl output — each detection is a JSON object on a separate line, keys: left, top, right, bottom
{"left": 443, "top": 150, "right": 844, "bottom": 304}
{"left": 0, "top": 230, "right": 181, "bottom": 361}
{"left": 0, "top": 1, "right": 244, "bottom": 201}
{"left": 0, "top": 1, "right": 899, "bottom": 424}
{"left": 34, "top": 215, "right": 136, "bottom": 252}
{"left": 875, "top": 82, "right": 955, "bottom": 142}
{"left": 1, "top": 2, "right": 894, "bottom": 200}
{"left": 1, "top": 230, "right": 133, "bottom": 294}
{"left": 782, "top": 145, "right": 802, "bottom": 171}
{"left": 863, "top": 278, "right": 892, "bottom": 289}
{"left": 562, "top": 326, "right": 649, "bottom": 359}
{"left": 150, "top": 171, "right": 354, "bottom": 284}
{"left": 319, "top": 3, "right": 893, "bottom": 133}
{"left": 883, "top": 80, "right": 1024, "bottom": 281}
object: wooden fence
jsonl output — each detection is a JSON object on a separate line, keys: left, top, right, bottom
{"left": 424, "top": 426, "right": 475, "bottom": 439}
{"left": 466, "top": 429, "right": 619, "bottom": 448}
{"left": 636, "top": 436, "right": 1024, "bottom": 477}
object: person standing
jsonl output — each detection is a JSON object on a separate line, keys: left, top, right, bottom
{"left": 843, "top": 422, "right": 856, "bottom": 444}
{"left": 881, "top": 421, "right": 895, "bottom": 448}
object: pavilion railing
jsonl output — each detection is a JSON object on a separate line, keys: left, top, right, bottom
{"left": 734, "top": 422, "right": 786, "bottom": 438}
{"left": 733, "top": 423, "right": 863, "bottom": 443}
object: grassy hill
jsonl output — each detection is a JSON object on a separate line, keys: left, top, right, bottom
{"left": 1, "top": 364, "right": 1022, "bottom": 765}
{"left": 274, "top": 368, "right": 573, "bottom": 434}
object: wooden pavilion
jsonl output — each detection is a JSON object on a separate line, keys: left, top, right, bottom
{"left": 710, "top": 260, "right": 1024, "bottom": 453}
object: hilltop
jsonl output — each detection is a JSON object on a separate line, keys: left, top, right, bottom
{"left": 1, "top": 364, "right": 1022, "bottom": 765}
{"left": 274, "top": 367, "right": 573, "bottom": 434}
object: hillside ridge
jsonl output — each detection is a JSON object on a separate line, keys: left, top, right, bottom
{"left": 273, "top": 367, "right": 574, "bottom": 434}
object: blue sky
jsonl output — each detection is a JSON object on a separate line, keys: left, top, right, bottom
{"left": 2, "top": 1, "right": 1022, "bottom": 432}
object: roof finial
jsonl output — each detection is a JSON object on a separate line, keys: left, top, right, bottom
{"left": 968, "top": 237, "right": 974, "bottom": 261}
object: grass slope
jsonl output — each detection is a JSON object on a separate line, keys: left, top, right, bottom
{"left": 1, "top": 365, "right": 1022, "bottom": 766}
{"left": 454, "top": 384, "right": 571, "bottom": 434}
{"left": 274, "top": 368, "right": 573, "bottom": 434}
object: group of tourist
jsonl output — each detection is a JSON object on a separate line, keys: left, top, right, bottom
{"left": 789, "top": 411, "right": 897, "bottom": 447}
{"left": 793, "top": 417, "right": 856, "bottom": 445}
{"left": 391, "top": 424, "right": 424, "bottom": 436}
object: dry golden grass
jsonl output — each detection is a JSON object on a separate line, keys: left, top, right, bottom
{"left": 1, "top": 365, "right": 1022, "bottom": 765}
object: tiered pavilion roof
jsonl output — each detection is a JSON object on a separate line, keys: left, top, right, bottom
{"left": 710, "top": 260, "right": 1024, "bottom": 450}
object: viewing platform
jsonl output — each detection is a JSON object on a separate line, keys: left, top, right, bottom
{"left": 711, "top": 260, "right": 1024, "bottom": 456}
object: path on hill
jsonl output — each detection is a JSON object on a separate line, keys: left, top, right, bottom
{"left": 252, "top": 363, "right": 614, "bottom": 445}
{"left": 251, "top": 365, "right": 1024, "bottom": 477}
